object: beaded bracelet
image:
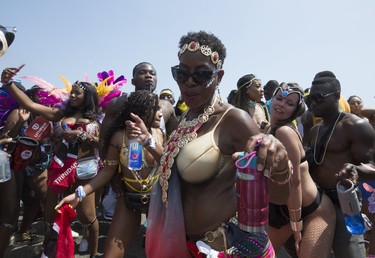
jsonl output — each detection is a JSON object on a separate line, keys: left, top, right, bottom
{"left": 75, "top": 186, "right": 86, "bottom": 202}
{"left": 142, "top": 134, "right": 156, "bottom": 150}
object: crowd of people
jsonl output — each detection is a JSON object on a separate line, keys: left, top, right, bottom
{"left": 1, "top": 26, "right": 375, "bottom": 258}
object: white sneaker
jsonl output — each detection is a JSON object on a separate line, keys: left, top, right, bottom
{"left": 79, "top": 239, "right": 88, "bottom": 252}
{"left": 71, "top": 229, "right": 79, "bottom": 238}
{"left": 40, "top": 251, "right": 48, "bottom": 258}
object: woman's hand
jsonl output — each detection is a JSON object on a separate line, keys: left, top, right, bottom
{"left": 62, "top": 129, "right": 80, "bottom": 143}
{"left": 18, "top": 108, "right": 30, "bottom": 123}
{"left": 0, "top": 138, "right": 13, "bottom": 152}
{"left": 1, "top": 65, "right": 25, "bottom": 84}
{"left": 55, "top": 193, "right": 80, "bottom": 210}
{"left": 125, "top": 113, "right": 149, "bottom": 141}
{"left": 244, "top": 133, "right": 289, "bottom": 177}
{"left": 293, "top": 231, "right": 302, "bottom": 255}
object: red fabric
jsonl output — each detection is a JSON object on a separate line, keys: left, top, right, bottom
{"left": 24, "top": 115, "right": 52, "bottom": 141}
{"left": 186, "top": 241, "right": 205, "bottom": 258}
{"left": 54, "top": 204, "right": 77, "bottom": 258}
{"left": 47, "top": 156, "right": 77, "bottom": 193}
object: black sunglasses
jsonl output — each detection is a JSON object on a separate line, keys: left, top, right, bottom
{"left": 171, "top": 65, "right": 220, "bottom": 86}
{"left": 304, "top": 91, "right": 339, "bottom": 106}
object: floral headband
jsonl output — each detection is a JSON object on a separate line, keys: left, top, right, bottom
{"left": 178, "top": 41, "right": 222, "bottom": 69}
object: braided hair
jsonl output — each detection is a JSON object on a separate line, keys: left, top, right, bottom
{"left": 233, "top": 74, "right": 256, "bottom": 112}
{"left": 101, "top": 90, "right": 159, "bottom": 157}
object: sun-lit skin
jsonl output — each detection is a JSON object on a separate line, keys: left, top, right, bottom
{"left": 131, "top": 64, "right": 157, "bottom": 92}
{"left": 271, "top": 90, "right": 300, "bottom": 122}
{"left": 152, "top": 104, "right": 163, "bottom": 128}
{"left": 247, "top": 79, "right": 263, "bottom": 103}
{"left": 348, "top": 96, "right": 363, "bottom": 116}
{"left": 176, "top": 50, "right": 223, "bottom": 114}
{"left": 69, "top": 85, "right": 85, "bottom": 108}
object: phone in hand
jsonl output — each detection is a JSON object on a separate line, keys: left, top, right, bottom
{"left": 17, "top": 64, "right": 26, "bottom": 71}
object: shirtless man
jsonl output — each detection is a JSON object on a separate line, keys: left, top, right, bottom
{"left": 100, "top": 62, "right": 177, "bottom": 157}
{"left": 303, "top": 74, "right": 375, "bottom": 258}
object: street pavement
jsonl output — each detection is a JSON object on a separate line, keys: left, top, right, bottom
{"left": 5, "top": 210, "right": 291, "bottom": 258}
{"left": 4, "top": 210, "right": 146, "bottom": 258}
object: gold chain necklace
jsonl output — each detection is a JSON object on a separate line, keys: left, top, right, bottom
{"left": 313, "top": 112, "right": 342, "bottom": 165}
{"left": 159, "top": 98, "right": 216, "bottom": 205}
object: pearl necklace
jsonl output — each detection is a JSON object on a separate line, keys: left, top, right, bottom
{"left": 313, "top": 112, "right": 342, "bottom": 165}
{"left": 159, "top": 98, "right": 216, "bottom": 205}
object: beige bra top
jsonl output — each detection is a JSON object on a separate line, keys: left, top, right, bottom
{"left": 176, "top": 107, "right": 233, "bottom": 184}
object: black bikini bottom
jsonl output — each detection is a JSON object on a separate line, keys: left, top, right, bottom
{"left": 122, "top": 186, "right": 150, "bottom": 213}
{"left": 268, "top": 188, "right": 322, "bottom": 228}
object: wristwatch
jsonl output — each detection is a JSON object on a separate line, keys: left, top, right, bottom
{"left": 78, "top": 131, "right": 88, "bottom": 142}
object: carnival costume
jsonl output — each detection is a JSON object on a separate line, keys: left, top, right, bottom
{"left": 147, "top": 98, "right": 274, "bottom": 257}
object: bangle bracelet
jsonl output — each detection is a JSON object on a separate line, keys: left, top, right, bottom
{"left": 75, "top": 185, "right": 86, "bottom": 202}
{"left": 273, "top": 160, "right": 293, "bottom": 175}
{"left": 288, "top": 207, "right": 302, "bottom": 212}
{"left": 270, "top": 160, "right": 293, "bottom": 185}
{"left": 290, "top": 220, "right": 303, "bottom": 232}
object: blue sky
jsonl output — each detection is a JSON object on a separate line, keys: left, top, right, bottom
{"left": 2, "top": 0, "right": 375, "bottom": 107}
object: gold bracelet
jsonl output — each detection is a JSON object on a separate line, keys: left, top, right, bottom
{"left": 273, "top": 160, "right": 293, "bottom": 175}
{"left": 290, "top": 220, "right": 303, "bottom": 232}
{"left": 270, "top": 160, "right": 293, "bottom": 185}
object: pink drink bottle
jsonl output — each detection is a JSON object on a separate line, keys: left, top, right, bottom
{"left": 235, "top": 145, "right": 269, "bottom": 233}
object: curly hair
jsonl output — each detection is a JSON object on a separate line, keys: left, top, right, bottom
{"left": 233, "top": 74, "right": 256, "bottom": 112}
{"left": 63, "top": 81, "right": 101, "bottom": 121}
{"left": 101, "top": 90, "right": 159, "bottom": 157}
{"left": 270, "top": 83, "right": 306, "bottom": 135}
{"left": 178, "top": 31, "right": 227, "bottom": 66}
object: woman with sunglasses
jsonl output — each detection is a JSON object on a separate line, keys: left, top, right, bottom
{"left": 267, "top": 85, "right": 336, "bottom": 257}
{"left": 233, "top": 74, "right": 270, "bottom": 133}
{"left": 1, "top": 70, "right": 102, "bottom": 257}
{"left": 131, "top": 31, "right": 292, "bottom": 258}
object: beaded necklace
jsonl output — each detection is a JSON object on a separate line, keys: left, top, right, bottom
{"left": 313, "top": 112, "right": 342, "bottom": 165}
{"left": 159, "top": 98, "right": 217, "bottom": 205}
{"left": 248, "top": 100, "right": 257, "bottom": 108}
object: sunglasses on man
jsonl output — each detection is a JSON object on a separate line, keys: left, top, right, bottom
{"left": 304, "top": 91, "right": 339, "bottom": 106}
{"left": 171, "top": 65, "right": 220, "bottom": 86}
